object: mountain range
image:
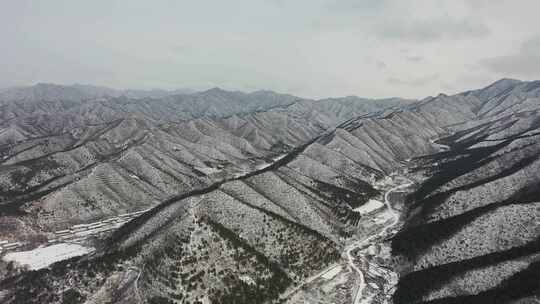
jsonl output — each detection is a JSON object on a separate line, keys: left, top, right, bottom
{"left": 0, "top": 79, "right": 538, "bottom": 304}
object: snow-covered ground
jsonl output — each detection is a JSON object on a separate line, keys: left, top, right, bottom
{"left": 255, "top": 153, "right": 287, "bottom": 170}
{"left": 239, "top": 275, "right": 256, "bottom": 285}
{"left": 349, "top": 178, "right": 413, "bottom": 304}
{"left": 194, "top": 166, "right": 222, "bottom": 175}
{"left": 3, "top": 243, "right": 94, "bottom": 270}
{"left": 430, "top": 139, "right": 450, "bottom": 151}
{"left": 321, "top": 265, "right": 342, "bottom": 280}
{"left": 0, "top": 208, "right": 151, "bottom": 269}
{"left": 372, "top": 210, "right": 394, "bottom": 224}
{"left": 354, "top": 199, "right": 384, "bottom": 214}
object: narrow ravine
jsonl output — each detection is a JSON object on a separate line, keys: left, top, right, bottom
{"left": 348, "top": 178, "right": 413, "bottom": 304}
{"left": 282, "top": 176, "right": 413, "bottom": 304}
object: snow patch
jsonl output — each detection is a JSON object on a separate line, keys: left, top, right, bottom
{"left": 373, "top": 210, "right": 394, "bottom": 224}
{"left": 195, "top": 166, "right": 221, "bottom": 175}
{"left": 273, "top": 154, "right": 287, "bottom": 162}
{"left": 3, "top": 243, "right": 94, "bottom": 270}
{"left": 254, "top": 153, "right": 287, "bottom": 170}
{"left": 321, "top": 265, "right": 342, "bottom": 280}
{"left": 239, "top": 275, "right": 256, "bottom": 285}
{"left": 354, "top": 199, "right": 384, "bottom": 214}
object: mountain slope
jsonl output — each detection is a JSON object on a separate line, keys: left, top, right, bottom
{"left": 0, "top": 79, "right": 539, "bottom": 304}
{"left": 390, "top": 80, "right": 540, "bottom": 304}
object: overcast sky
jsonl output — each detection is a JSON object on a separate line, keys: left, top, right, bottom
{"left": 2, "top": 0, "right": 540, "bottom": 99}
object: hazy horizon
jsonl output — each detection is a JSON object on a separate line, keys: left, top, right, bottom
{"left": 0, "top": 77, "right": 525, "bottom": 102}
{"left": 3, "top": 0, "right": 540, "bottom": 99}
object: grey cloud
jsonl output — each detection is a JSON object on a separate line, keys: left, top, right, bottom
{"left": 482, "top": 55, "right": 540, "bottom": 77}
{"left": 465, "top": 0, "right": 506, "bottom": 9}
{"left": 311, "top": 0, "right": 391, "bottom": 29}
{"left": 387, "top": 74, "right": 439, "bottom": 86}
{"left": 263, "top": 0, "right": 286, "bottom": 7}
{"left": 169, "top": 43, "right": 196, "bottom": 55}
{"left": 377, "top": 17, "right": 490, "bottom": 43}
{"left": 521, "top": 35, "right": 540, "bottom": 53}
{"left": 406, "top": 56, "right": 424, "bottom": 62}
{"left": 1, "top": 0, "right": 538, "bottom": 99}
{"left": 481, "top": 35, "right": 540, "bottom": 77}
{"left": 324, "top": 0, "right": 389, "bottom": 12}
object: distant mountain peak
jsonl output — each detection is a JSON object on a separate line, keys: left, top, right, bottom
{"left": 203, "top": 87, "right": 230, "bottom": 94}
{"left": 486, "top": 78, "right": 522, "bottom": 89}
{"left": 495, "top": 77, "right": 521, "bottom": 83}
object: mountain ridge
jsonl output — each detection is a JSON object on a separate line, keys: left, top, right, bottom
{"left": 0, "top": 78, "right": 538, "bottom": 304}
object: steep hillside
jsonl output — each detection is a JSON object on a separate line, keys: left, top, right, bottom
{"left": 0, "top": 83, "right": 413, "bottom": 285}
{"left": 0, "top": 133, "right": 383, "bottom": 304}
{"left": 0, "top": 79, "right": 539, "bottom": 304}
{"left": 0, "top": 84, "right": 413, "bottom": 240}
{"left": 391, "top": 81, "right": 540, "bottom": 304}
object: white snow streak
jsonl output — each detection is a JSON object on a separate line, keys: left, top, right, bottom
{"left": 3, "top": 243, "right": 94, "bottom": 270}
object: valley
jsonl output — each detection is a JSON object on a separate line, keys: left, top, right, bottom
{"left": 284, "top": 175, "right": 414, "bottom": 304}
{"left": 0, "top": 79, "right": 539, "bottom": 303}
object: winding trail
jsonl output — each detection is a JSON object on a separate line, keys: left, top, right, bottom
{"left": 281, "top": 178, "right": 413, "bottom": 303}
{"left": 280, "top": 263, "right": 342, "bottom": 299}
{"left": 348, "top": 179, "right": 413, "bottom": 304}
{"left": 132, "top": 267, "right": 143, "bottom": 304}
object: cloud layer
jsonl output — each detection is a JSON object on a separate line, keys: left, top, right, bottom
{"left": 482, "top": 35, "right": 540, "bottom": 77}
{"left": 376, "top": 17, "right": 490, "bottom": 43}
{"left": 1, "top": 0, "right": 540, "bottom": 99}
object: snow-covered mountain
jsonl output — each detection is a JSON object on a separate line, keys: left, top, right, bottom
{"left": 0, "top": 83, "right": 193, "bottom": 101}
{"left": 0, "top": 79, "right": 538, "bottom": 304}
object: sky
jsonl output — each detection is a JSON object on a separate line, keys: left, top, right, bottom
{"left": 2, "top": 0, "right": 540, "bottom": 99}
